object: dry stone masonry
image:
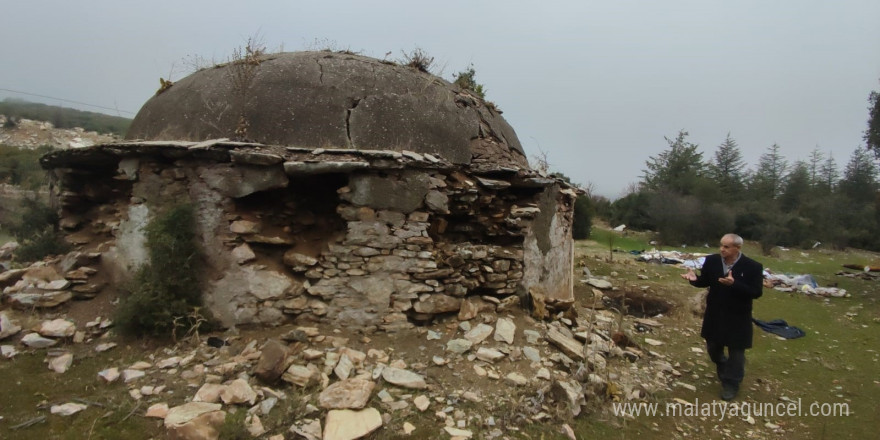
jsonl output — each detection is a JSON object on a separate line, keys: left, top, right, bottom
{"left": 37, "top": 51, "right": 579, "bottom": 330}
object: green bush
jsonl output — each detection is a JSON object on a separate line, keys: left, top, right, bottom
{"left": 116, "top": 204, "right": 209, "bottom": 337}
{"left": 572, "top": 194, "right": 592, "bottom": 239}
{"left": 453, "top": 64, "right": 487, "bottom": 99}
{"left": 8, "top": 197, "right": 69, "bottom": 263}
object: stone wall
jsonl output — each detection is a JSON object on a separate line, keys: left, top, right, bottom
{"left": 42, "top": 141, "right": 577, "bottom": 331}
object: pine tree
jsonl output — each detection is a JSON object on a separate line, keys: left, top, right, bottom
{"left": 748, "top": 144, "right": 788, "bottom": 200}
{"left": 642, "top": 130, "right": 707, "bottom": 196}
{"left": 707, "top": 133, "right": 748, "bottom": 199}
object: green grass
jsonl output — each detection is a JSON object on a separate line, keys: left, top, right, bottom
{"left": 0, "top": 344, "right": 163, "bottom": 439}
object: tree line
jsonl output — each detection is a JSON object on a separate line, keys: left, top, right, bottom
{"left": 574, "top": 84, "right": 880, "bottom": 253}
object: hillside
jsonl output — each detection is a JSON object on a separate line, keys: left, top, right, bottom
{"left": 0, "top": 98, "right": 130, "bottom": 137}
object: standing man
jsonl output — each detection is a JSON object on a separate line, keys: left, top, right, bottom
{"left": 681, "top": 233, "right": 763, "bottom": 401}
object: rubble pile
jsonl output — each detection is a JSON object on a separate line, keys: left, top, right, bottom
{"left": 0, "top": 299, "right": 681, "bottom": 439}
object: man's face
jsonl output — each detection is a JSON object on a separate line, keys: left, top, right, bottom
{"left": 719, "top": 238, "right": 740, "bottom": 260}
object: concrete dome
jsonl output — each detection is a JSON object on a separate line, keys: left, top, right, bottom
{"left": 126, "top": 51, "right": 528, "bottom": 168}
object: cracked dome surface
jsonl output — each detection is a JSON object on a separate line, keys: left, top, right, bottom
{"left": 126, "top": 51, "right": 529, "bottom": 168}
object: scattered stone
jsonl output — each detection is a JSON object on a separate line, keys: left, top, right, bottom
{"left": 535, "top": 368, "right": 551, "bottom": 380}
{"left": 334, "top": 354, "right": 355, "bottom": 380}
{"left": 95, "top": 343, "right": 117, "bottom": 353}
{"left": 413, "top": 395, "right": 430, "bottom": 412}
{"left": 382, "top": 367, "right": 427, "bottom": 389}
{"left": 247, "top": 414, "right": 267, "bottom": 437}
{"left": 0, "top": 312, "right": 22, "bottom": 340}
{"left": 523, "top": 329, "right": 541, "bottom": 345}
{"left": 319, "top": 378, "right": 375, "bottom": 409}
{"left": 164, "top": 402, "right": 226, "bottom": 440}
{"left": 220, "top": 379, "right": 258, "bottom": 405}
{"left": 98, "top": 367, "right": 120, "bottom": 383}
{"left": 523, "top": 346, "right": 541, "bottom": 363}
{"left": 494, "top": 318, "right": 516, "bottom": 344}
{"left": 122, "top": 369, "right": 146, "bottom": 383}
{"left": 1, "top": 345, "right": 17, "bottom": 358}
{"left": 282, "top": 364, "right": 315, "bottom": 387}
{"left": 194, "top": 384, "right": 225, "bottom": 403}
{"left": 146, "top": 403, "right": 170, "bottom": 419}
{"left": 323, "top": 408, "right": 382, "bottom": 440}
{"left": 39, "top": 319, "right": 76, "bottom": 338}
{"left": 290, "top": 419, "right": 323, "bottom": 440}
{"left": 255, "top": 339, "right": 290, "bottom": 383}
{"left": 545, "top": 326, "right": 585, "bottom": 361}
{"left": 403, "top": 422, "right": 416, "bottom": 434}
{"left": 463, "top": 323, "right": 494, "bottom": 344}
{"left": 586, "top": 278, "right": 612, "bottom": 289}
{"left": 476, "top": 347, "right": 505, "bottom": 363}
{"left": 446, "top": 339, "right": 473, "bottom": 354}
{"left": 260, "top": 397, "right": 278, "bottom": 416}
{"left": 51, "top": 402, "right": 87, "bottom": 416}
{"left": 644, "top": 338, "right": 664, "bottom": 346}
{"left": 444, "top": 427, "right": 473, "bottom": 438}
{"left": 21, "top": 333, "right": 58, "bottom": 348}
{"left": 129, "top": 361, "right": 152, "bottom": 370}
{"left": 48, "top": 352, "right": 73, "bottom": 373}
{"left": 505, "top": 372, "right": 529, "bottom": 386}
{"left": 550, "top": 380, "right": 586, "bottom": 416}
{"left": 9, "top": 291, "right": 73, "bottom": 309}
{"left": 675, "top": 381, "right": 696, "bottom": 392}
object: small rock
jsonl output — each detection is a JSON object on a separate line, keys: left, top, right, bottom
{"left": 382, "top": 367, "right": 427, "bottom": 389}
{"left": 323, "top": 408, "right": 382, "bottom": 440}
{"left": 194, "top": 383, "right": 225, "bottom": 403}
{"left": 290, "top": 419, "right": 323, "bottom": 440}
{"left": 255, "top": 339, "right": 290, "bottom": 383}
{"left": 164, "top": 402, "right": 226, "bottom": 440}
{"left": 95, "top": 342, "right": 117, "bottom": 353}
{"left": 21, "top": 333, "right": 57, "bottom": 348}
{"left": 98, "top": 367, "right": 120, "bottom": 383}
{"left": 1, "top": 345, "right": 18, "bottom": 358}
{"left": 413, "top": 395, "right": 430, "bottom": 412}
{"left": 446, "top": 339, "right": 473, "bottom": 354}
{"left": 247, "top": 414, "right": 267, "bottom": 437}
{"left": 494, "top": 318, "right": 516, "bottom": 344}
{"left": 475, "top": 347, "right": 505, "bottom": 363}
{"left": 644, "top": 338, "right": 664, "bottom": 346}
{"left": 535, "top": 368, "right": 551, "bottom": 380}
{"left": 318, "top": 378, "right": 375, "bottom": 409}
{"left": 220, "top": 378, "right": 257, "bottom": 405}
{"left": 146, "top": 403, "right": 169, "bottom": 419}
{"left": 463, "top": 323, "right": 494, "bottom": 344}
{"left": 586, "top": 278, "right": 613, "bottom": 289}
{"left": 403, "top": 422, "right": 416, "bottom": 434}
{"left": 48, "top": 352, "right": 73, "bottom": 373}
{"left": 282, "top": 364, "right": 315, "bottom": 387}
{"left": 51, "top": 402, "right": 87, "bottom": 416}
{"left": 444, "top": 427, "right": 473, "bottom": 438}
{"left": 0, "top": 311, "right": 22, "bottom": 340}
{"left": 122, "top": 369, "right": 146, "bottom": 383}
{"left": 523, "top": 346, "right": 541, "bottom": 363}
{"left": 506, "top": 372, "right": 529, "bottom": 386}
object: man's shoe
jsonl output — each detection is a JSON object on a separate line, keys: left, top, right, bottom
{"left": 720, "top": 383, "right": 739, "bottom": 401}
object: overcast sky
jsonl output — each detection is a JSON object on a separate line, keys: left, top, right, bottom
{"left": 2, "top": 0, "right": 879, "bottom": 197}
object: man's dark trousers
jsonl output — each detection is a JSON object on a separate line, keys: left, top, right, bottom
{"left": 706, "top": 340, "right": 745, "bottom": 385}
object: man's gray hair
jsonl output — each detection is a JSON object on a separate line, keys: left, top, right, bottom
{"left": 722, "top": 233, "right": 744, "bottom": 247}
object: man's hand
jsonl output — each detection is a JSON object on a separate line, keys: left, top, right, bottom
{"left": 681, "top": 268, "right": 697, "bottom": 282}
{"left": 718, "top": 270, "right": 734, "bottom": 286}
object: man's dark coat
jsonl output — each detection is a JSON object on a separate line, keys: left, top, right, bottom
{"left": 689, "top": 253, "right": 763, "bottom": 348}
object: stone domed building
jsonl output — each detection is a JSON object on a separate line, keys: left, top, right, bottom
{"left": 41, "top": 51, "right": 578, "bottom": 330}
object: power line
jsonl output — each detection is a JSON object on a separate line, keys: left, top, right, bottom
{"left": 0, "top": 87, "right": 136, "bottom": 116}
